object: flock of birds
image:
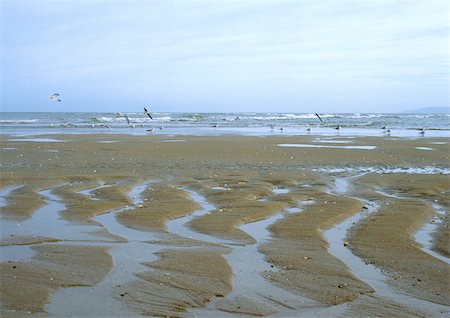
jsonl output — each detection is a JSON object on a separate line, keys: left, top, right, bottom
{"left": 265, "top": 113, "right": 426, "bottom": 136}
{"left": 49, "top": 92, "right": 157, "bottom": 130}
{"left": 49, "top": 93, "right": 428, "bottom": 135}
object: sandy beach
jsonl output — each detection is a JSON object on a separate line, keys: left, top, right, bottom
{"left": 0, "top": 133, "right": 449, "bottom": 317}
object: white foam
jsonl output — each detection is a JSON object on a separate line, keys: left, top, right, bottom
{"left": 272, "top": 188, "right": 289, "bottom": 194}
{"left": 311, "top": 166, "right": 450, "bottom": 175}
{"left": 278, "top": 144, "right": 376, "bottom": 150}
{"left": 211, "top": 186, "right": 230, "bottom": 191}
{"left": 313, "top": 140, "right": 353, "bottom": 144}
{"left": 0, "top": 119, "right": 38, "bottom": 124}
{"left": 415, "top": 147, "right": 435, "bottom": 151}
{"left": 8, "top": 138, "right": 66, "bottom": 143}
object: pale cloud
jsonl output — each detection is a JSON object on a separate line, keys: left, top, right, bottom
{"left": 1, "top": 0, "right": 448, "bottom": 112}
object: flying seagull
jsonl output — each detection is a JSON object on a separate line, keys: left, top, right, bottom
{"left": 49, "top": 93, "right": 61, "bottom": 102}
{"left": 315, "top": 113, "right": 323, "bottom": 123}
{"left": 116, "top": 112, "right": 130, "bottom": 125}
{"left": 144, "top": 107, "right": 153, "bottom": 119}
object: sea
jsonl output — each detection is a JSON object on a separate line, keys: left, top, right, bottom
{"left": 0, "top": 112, "right": 449, "bottom": 137}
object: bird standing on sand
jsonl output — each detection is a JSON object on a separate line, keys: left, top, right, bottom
{"left": 49, "top": 93, "right": 61, "bottom": 102}
{"left": 382, "top": 126, "right": 396, "bottom": 136}
{"left": 144, "top": 107, "right": 153, "bottom": 119}
{"left": 334, "top": 126, "right": 341, "bottom": 132}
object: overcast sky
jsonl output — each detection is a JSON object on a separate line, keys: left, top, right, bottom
{"left": 1, "top": 0, "right": 448, "bottom": 113}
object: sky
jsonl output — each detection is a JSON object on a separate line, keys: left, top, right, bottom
{"left": 0, "top": 0, "right": 448, "bottom": 113}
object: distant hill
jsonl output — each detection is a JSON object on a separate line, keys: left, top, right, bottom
{"left": 402, "top": 107, "right": 449, "bottom": 114}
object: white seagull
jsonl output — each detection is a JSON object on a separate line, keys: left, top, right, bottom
{"left": 49, "top": 93, "right": 61, "bottom": 102}
{"left": 116, "top": 112, "right": 130, "bottom": 125}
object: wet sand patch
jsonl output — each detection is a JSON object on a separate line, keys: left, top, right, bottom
{"left": 0, "top": 179, "right": 64, "bottom": 220}
{"left": 116, "top": 249, "right": 232, "bottom": 317}
{"left": 0, "top": 235, "right": 60, "bottom": 247}
{"left": 187, "top": 179, "right": 291, "bottom": 244}
{"left": 261, "top": 193, "right": 375, "bottom": 305}
{"left": 116, "top": 184, "right": 200, "bottom": 232}
{"left": 356, "top": 173, "right": 450, "bottom": 257}
{"left": 52, "top": 177, "right": 137, "bottom": 224}
{"left": 1, "top": 134, "right": 449, "bottom": 317}
{"left": 342, "top": 295, "right": 430, "bottom": 317}
{"left": 0, "top": 244, "right": 112, "bottom": 316}
{"left": 349, "top": 199, "right": 449, "bottom": 305}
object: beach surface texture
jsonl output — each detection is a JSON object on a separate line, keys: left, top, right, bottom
{"left": 1, "top": 133, "right": 449, "bottom": 317}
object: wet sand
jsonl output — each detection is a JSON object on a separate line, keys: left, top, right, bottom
{"left": 0, "top": 134, "right": 449, "bottom": 317}
{"left": 1, "top": 244, "right": 112, "bottom": 316}
{"left": 260, "top": 193, "right": 375, "bottom": 306}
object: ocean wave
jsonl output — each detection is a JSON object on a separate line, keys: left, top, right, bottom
{"left": 0, "top": 119, "right": 39, "bottom": 124}
{"left": 1, "top": 112, "right": 449, "bottom": 135}
{"left": 253, "top": 113, "right": 331, "bottom": 120}
{"left": 129, "top": 117, "right": 155, "bottom": 123}
{"left": 191, "top": 114, "right": 206, "bottom": 121}
{"left": 346, "top": 114, "right": 384, "bottom": 119}
{"left": 349, "top": 121, "right": 375, "bottom": 127}
{"left": 408, "top": 114, "right": 450, "bottom": 118}
{"left": 157, "top": 116, "right": 173, "bottom": 122}
{"left": 88, "top": 115, "right": 175, "bottom": 124}
{"left": 90, "top": 117, "right": 114, "bottom": 123}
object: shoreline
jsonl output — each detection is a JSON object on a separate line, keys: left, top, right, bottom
{"left": 1, "top": 134, "right": 449, "bottom": 317}
{"left": 2, "top": 125, "right": 450, "bottom": 138}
